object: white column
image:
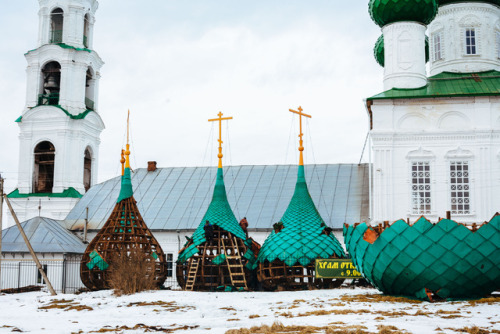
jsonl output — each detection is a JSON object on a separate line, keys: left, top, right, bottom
{"left": 382, "top": 22, "right": 427, "bottom": 90}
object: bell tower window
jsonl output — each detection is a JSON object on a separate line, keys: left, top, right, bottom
{"left": 39, "top": 61, "right": 61, "bottom": 106}
{"left": 465, "top": 28, "right": 477, "bottom": 55}
{"left": 83, "top": 148, "right": 92, "bottom": 192}
{"left": 50, "top": 8, "right": 64, "bottom": 44}
{"left": 33, "top": 141, "right": 55, "bottom": 194}
{"left": 85, "top": 68, "right": 95, "bottom": 111}
{"left": 83, "top": 14, "right": 90, "bottom": 48}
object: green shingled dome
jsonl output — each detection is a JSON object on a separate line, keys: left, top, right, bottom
{"left": 369, "top": 0, "right": 438, "bottom": 27}
{"left": 177, "top": 168, "right": 248, "bottom": 264}
{"left": 374, "top": 34, "right": 430, "bottom": 67}
{"left": 344, "top": 216, "right": 500, "bottom": 300}
{"left": 257, "top": 165, "right": 345, "bottom": 267}
{"left": 438, "top": 0, "right": 500, "bottom": 6}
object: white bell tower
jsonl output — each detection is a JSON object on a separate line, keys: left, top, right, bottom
{"left": 8, "top": 0, "right": 105, "bottom": 222}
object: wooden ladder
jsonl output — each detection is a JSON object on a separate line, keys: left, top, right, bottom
{"left": 185, "top": 257, "right": 199, "bottom": 291}
{"left": 184, "top": 243, "right": 207, "bottom": 291}
{"left": 222, "top": 236, "right": 247, "bottom": 290}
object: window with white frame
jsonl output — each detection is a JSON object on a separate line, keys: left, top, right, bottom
{"left": 411, "top": 162, "right": 431, "bottom": 215}
{"left": 465, "top": 28, "right": 477, "bottom": 55}
{"left": 497, "top": 30, "right": 500, "bottom": 58}
{"left": 166, "top": 253, "right": 173, "bottom": 277}
{"left": 450, "top": 161, "right": 470, "bottom": 215}
{"left": 432, "top": 31, "right": 443, "bottom": 61}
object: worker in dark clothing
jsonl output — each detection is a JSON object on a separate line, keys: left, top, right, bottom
{"left": 204, "top": 220, "right": 214, "bottom": 245}
{"left": 239, "top": 217, "right": 248, "bottom": 238}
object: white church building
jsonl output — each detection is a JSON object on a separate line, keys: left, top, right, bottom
{"left": 2, "top": 0, "right": 500, "bottom": 291}
{"left": 367, "top": 0, "right": 500, "bottom": 224}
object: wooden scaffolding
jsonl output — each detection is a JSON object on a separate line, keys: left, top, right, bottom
{"left": 177, "top": 225, "right": 259, "bottom": 291}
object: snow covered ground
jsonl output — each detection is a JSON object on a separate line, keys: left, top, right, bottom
{"left": 0, "top": 288, "right": 498, "bottom": 334}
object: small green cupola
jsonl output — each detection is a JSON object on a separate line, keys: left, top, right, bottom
{"left": 257, "top": 107, "right": 346, "bottom": 291}
{"left": 176, "top": 112, "right": 260, "bottom": 291}
{"left": 369, "top": 0, "right": 438, "bottom": 27}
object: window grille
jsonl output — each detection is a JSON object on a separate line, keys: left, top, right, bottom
{"left": 166, "top": 254, "right": 173, "bottom": 277}
{"left": 411, "top": 162, "right": 431, "bottom": 215}
{"left": 465, "top": 28, "right": 476, "bottom": 55}
{"left": 433, "top": 32, "right": 442, "bottom": 61}
{"left": 450, "top": 162, "right": 470, "bottom": 215}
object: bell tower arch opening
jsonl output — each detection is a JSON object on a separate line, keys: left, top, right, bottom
{"left": 50, "top": 8, "right": 64, "bottom": 44}
{"left": 83, "top": 147, "right": 92, "bottom": 192}
{"left": 39, "top": 61, "right": 61, "bottom": 106}
{"left": 83, "top": 13, "right": 90, "bottom": 48}
{"left": 85, "top": 67, "right": 95, "bottom": 110}
{"left": 33, "top": 141, "right": 56, "bottom": 194}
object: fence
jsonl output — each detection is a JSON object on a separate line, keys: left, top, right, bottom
{"left": 1, "top": 260, "right": 180, "bottom": 293}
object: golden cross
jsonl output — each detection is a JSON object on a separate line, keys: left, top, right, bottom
{"left": 125, "top": 109, "right": 131, "bottom": 168}
{"left": 289, "top": 106, "right": 311, "bottom": 166}
{"left": 208, "top": 111, "right": 233, "bottom": 168}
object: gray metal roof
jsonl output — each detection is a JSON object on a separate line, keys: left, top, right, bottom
{"left": 65, "top": 164, "right": 369, "bottom": 231}
{"left": 2, "top": 217, "right": 86, "bottom": 254}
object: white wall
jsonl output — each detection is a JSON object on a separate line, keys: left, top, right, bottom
{"left": 370, "top": 96, "right": 500, "bottom": 224}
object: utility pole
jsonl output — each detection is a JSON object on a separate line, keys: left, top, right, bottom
{"left": 3, "top": 194, "right": 56, "bottom": 295}
{"left": 0, "top": 174, "right": 3, "bottom": 291}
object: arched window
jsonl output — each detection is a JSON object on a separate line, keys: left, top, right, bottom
{"left": 83, "top": 147, "right": 92, "bottom": 192}
{"left": 39, "top": 61, "right": 61, "bottom": 106}
{"left": 33, "top": 141, "right": 55, "bottom": 193}
{"left": 85, "top": 68, "right": 95, "bottom": 110}
{"left": 83, "top": 14, "right": 90, "bottom": 48}
{"left": 50, "top": 8, "right": 64, "bottom": 43}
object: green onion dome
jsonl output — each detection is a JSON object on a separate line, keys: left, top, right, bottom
{"left": 373, "top": 34, "right": 430, "bottom": 67}
{"left": 369, "top": 0, "right": 438, "bottom": 27}
{"left": 344, "top": 216, "right": 500, "bottom": 301}
{"left": 438, "top": 0, "right": 500, "bottom": 6}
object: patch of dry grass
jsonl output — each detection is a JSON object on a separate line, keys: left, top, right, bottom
{"left": 466, "top": 297, "right": 500, "bottom": 306}
{"left": 89, "top": 324, "right": 199, "bottom": 333}
{"left": 126, "top": 300, "right": 194, "bottom": 312}
{"left": 226, "top": 321, "right": 412, "bottom": 334}
{"left": 444, "top": 326, "right": 493, "bottom": 334}
{"left": 39, "top": 299, "right": 93, "bottom": 312}
{"left": 340, "top": 294, "right": 422, "bottom": 304}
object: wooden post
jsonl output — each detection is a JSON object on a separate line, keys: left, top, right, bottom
{"left": 446, "top": 211, "right": 451, "bottom": 220}
{"left": 84, "top": 207, "right": 88, "bottom": 243}
{"left": 3, "top": 194, "right": 57, "bottom": 295}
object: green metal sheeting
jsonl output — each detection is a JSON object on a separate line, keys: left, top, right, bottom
{"left": 344, "top": 216, "right": 500, "bottom": 300}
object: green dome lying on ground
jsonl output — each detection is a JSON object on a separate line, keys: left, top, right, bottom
{"left": 369, "top": 0, "right": 438, "bottom": 27}
{"left": 344, "top": 216, "right": 500, "bottom": 301}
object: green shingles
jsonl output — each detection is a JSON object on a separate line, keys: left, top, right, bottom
{"left": 343, "top": 216, "right": 500, "bottom": 300}
{"left": 257, "top": 165, "right": 345, "bottom": 267}
{"left": 177, "top": 168, "right": 247, "bottom": 264}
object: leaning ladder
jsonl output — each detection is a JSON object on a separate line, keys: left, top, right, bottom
{"left": 222, "top": 236, "right": 248, "bottom": 290}
{"left": 185, "top": 257, "right": 199, "bottom": 291}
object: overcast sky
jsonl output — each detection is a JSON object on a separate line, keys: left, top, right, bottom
{"left": 0, "top": 1, "right": 383, "bottom": 192}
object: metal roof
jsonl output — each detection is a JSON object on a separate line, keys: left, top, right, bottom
{"left": 65, "top": 164, "right": 369, "bottom": 231}
{"left": 2, "top": 217, "right": 86, "bottom": 254}
{"left": 368, "top": 70, "right": 500, "bottom": 100}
